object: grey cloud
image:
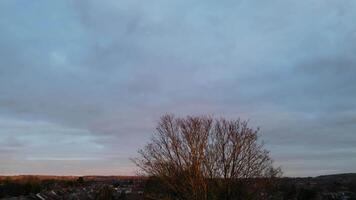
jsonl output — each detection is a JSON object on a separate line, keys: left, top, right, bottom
{"left": 1, "top": 0, "right": 356, "bottom": 176}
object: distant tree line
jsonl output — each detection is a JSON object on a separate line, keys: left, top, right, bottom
{"left": 0, "top": 177, "right": 40, "bottom": 197}
{"left": 0, "top": 176, "right": 86, "bottom": 198}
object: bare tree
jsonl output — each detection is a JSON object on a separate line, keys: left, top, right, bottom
{"left": 133, "top": 114, "right": 281, "bottom": 200}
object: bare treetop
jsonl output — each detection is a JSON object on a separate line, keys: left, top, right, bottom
{"left": 133, "top": 114, "right": 281, "bottom": 200}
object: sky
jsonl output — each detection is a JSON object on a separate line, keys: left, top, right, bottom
{"left": 0, "top": 0, "right": 356, "bottom": 177}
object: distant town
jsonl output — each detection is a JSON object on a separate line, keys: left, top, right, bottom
{"left": 0, "top": 176, "right": 144, "bottom": 200}
{"left": 1, "top": 173, "right": 356, "bottom": 200}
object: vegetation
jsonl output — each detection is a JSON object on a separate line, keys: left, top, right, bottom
{"left": 0, "top": 176, "right": 86, "bottom": 198}
{"left": 95, "top": 185, "right": 115, "bottom": 200}
{"left": 134, "top": 114, "right": 282, "bottom": 200}
{"left": 0, "top": 177, "right": 41, "bottom": 197}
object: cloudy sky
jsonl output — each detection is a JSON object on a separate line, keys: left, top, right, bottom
{"left": 1, "top": 0, "right": 356, "bottom": 177}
